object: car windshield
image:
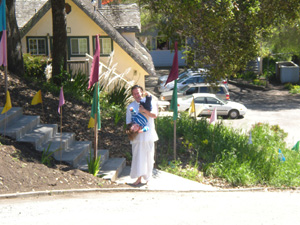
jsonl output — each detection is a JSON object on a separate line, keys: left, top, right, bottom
{"left": 178, "top": 85, "right": 191, "bottom": 93}
{"left": 177, "top": 74, "right": 191, "bottom": 82}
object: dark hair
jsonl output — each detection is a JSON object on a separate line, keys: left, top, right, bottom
{"left": 131, "top": 85, "right": 143, "bottom": 93}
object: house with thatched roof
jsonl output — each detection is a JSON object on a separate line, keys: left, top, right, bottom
{"left": 15, "top": 0, "right": 155, "bottom": 89}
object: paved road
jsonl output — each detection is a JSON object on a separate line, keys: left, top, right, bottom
{"left": 1, "top": 191, "right": 300, "bottom": 225}
{"left": 225, "top": 83, "right": 300, "bottom": 148}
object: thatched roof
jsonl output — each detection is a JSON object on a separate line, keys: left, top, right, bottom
{"left": 99, "top": 4, "right": 141, "bottom": 33}
{"left": 15, "top": 0, "right": 155, "bottom": 76}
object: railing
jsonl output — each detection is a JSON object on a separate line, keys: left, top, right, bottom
{"left": 67, "top": 59, "right": 89, "bottom": 77}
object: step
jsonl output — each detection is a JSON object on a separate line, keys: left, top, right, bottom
{"left": 99, "top": 157, "right": 126, "bottom": 181}
{"left": 18, "top": 124, "right": 58, "bottom": 149}
{"left": 0, "top": 115, "right": 40, "bottom": 139}
{"left": 37, "top": 132, "right": 75, "bottom": 154}
{"left": 0, "top": 107, "right": 23, "bottom": 127}
{"left": 58, "top": 141, "right": 91, "bottom": 167}
{"left": 77, "top": 149, "right": 110, "bottom": 171}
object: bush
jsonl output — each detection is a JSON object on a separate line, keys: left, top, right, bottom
{"left": 23, "top": 54, "right": 50, "bottom": 81}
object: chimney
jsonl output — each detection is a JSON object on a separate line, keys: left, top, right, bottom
{"left": 98, "top": 0, "right": 102, "bottom": 8}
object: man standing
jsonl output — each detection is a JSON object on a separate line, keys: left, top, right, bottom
{"left": 126, "top": 85, "right": 158, "bottom": 185}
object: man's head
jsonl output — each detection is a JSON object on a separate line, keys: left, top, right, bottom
{"left": 131, "top": 85, "right": 143, "bottom": 103}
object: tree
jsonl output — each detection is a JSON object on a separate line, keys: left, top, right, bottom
{"left": 6, "top": 0, "right": 24, "bottom": 76}
{"left": 50, "top": 0, "right": 67, "bottom": 85}
{"left": 139, "top": 0, "right": 300, "bottom": 81}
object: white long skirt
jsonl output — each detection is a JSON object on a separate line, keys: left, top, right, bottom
{"left": 130, "top": 141, "right": 155, "bottom": 181}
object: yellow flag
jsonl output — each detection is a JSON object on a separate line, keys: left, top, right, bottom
{"left": 31, "top": 90, "right": 42, "bottom": 105}
{"left": 188, "top": 98, "right": 195, "bottom": 115}
{"left": 1, "top": 91, "right": 12, "bottom": 114}
{"left": 88, "top": 117, "right": 95, "bottom": 128}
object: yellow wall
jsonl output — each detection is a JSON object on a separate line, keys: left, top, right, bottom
{"left": 21, "top": 0, "right": 148, "bottom": 89}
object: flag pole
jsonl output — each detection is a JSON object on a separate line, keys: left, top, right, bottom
{"left": 174, "top": 119, "right": 176, "bottom": 160}
{"left": 193, "top": 96, "right": 197, "bottom": 120}
{"left": 60, "top": 106, "right": 62, "bottom": 163}
{"left": 93, "top": 82, "right": 98, "bottom": 160}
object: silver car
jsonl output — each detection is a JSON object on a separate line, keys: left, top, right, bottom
{"left": 177, "top": 93, "right": 247, "bottom": 119}
{"left": 158, "top": 68, "right": 208, "bottom": 85}
{"left": 160, "top": 83, "right": 230, "bottom": 101}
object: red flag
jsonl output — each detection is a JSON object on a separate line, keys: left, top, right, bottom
{"left": 88, "top": 34, "right": 100, "bottom": 89}
{"left": 165, "top": 41, "right": 178, "bottom": 86}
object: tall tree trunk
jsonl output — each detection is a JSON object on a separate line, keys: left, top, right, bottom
{"left": 50, "top": 0, "right": 67, "bottom": 85}
{"left": 6, "top": 0, "right": 24, "bottom": 76}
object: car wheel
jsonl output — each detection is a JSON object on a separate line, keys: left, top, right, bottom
{"left": 228, "top": 109, "right": 239, "bottom": 119}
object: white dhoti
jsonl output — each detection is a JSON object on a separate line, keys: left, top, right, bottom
{"left": 130, "top": 141, "right": 155, "bottom": 181}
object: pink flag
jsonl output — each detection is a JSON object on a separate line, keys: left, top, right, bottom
{"left": 58, "top": 87, "right": 65, "bottom": 114}
{"left": 209, "top": 108, "right": 217, "bottom": 124}
{"left": 165, "top": 41, "right": 178, "bottom": 86}
{"left": 0, "top": 30, "right": 7, "bottom": 66}
{"left": 88, "top": 34, "right": 100, "bottom": 89}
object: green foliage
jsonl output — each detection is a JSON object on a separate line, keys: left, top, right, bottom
{"left": 156, "top": 113, "right": 300, "bottom": 187}
{"left": 87, "top": 151, "right": 102, "bottom": 177}
{"left": 63, "top": 71, "right": 92, "bottom": 102}
{"left": 41, "top": 143, "right": 59, "bottom": 167}
{"left": 24, "top": 55, "right": 92, "bottom": 103}
{"left": 159, "top": 159, "right": 203, "bottom": 182}
{"left": 102, "top": 81, "right": 131, "bottom": 109}
{"left": 140, "top": 0, "right": 300, "bottom": 81}
{"left": 23, "top": 54, "right": 49, "bottom": 81}
{"left": 100, "top": 81, "right": 131, "bottom": 125}
{"left": 288, "top": 84, "right": 300, "bottom": 94}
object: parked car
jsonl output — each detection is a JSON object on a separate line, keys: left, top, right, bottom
{"left": 158, "top": 68, "right": 208, "bottom": 85}
{"left": 158, "top": 74, "right": 206, "bottom": 93}
{"left": 177, "top": 93, "right": 247, "bottom": 119}
{"left": 160, "top": 83, "right": 230, "bottom": 101}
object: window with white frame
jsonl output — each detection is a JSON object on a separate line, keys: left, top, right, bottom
{"left": 27, "top": 37, "right": 47, "bottom": 55}
{"left": 69, "top": 37, "right": 88, "bottom": 56}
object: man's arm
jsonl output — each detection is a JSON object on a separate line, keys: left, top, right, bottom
{"left": 139, "top": 105, "right": 157, "bottom": 119}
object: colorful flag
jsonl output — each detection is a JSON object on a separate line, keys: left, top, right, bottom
{"left": 248, "top": 131, "right": 253, "bottom": 144}
{"left": 58, "top": 87, "right": 65, "bottom": 114}
{"left": 0, "top": 0, "right": 6, "bottom": 31}
{"left": 88, "top": 34, "right": 100, "bottom": 89}
{"left": 209, "top": 108, "right": 217, "bottom": 124}
{"left": 31, "top": 90, "right": 43, "bottom": 105}
{"left": 170, "top": 80, "right": 178, "bottom": 121}
{"left": 91, "top": 85, "right": 101, "bottom": 129}
{"left": 292, "top": 141, "right": 299, "bottom": 152}
{"left": 0, "top": 0, "right": 7, "bottom": 67}
{"left": 88, "top": 117, "right": 95, "bottom": 128}
{"left": 1, "top": 90, "right": 12, "bottom": 114}
{"left": 164, "top": 41, "right": 178, "bottom": 86}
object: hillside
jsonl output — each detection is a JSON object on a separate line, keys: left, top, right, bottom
{"left": 0, "top": 71, "right": 131, "bottom": 194}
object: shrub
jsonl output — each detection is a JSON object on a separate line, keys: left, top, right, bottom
{"left": 23, "top": 54, "right": 49, "bottom": 81}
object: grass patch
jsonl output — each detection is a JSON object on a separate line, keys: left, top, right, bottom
{"left": 156, "top": 113, "right": 300, "bottom": 187}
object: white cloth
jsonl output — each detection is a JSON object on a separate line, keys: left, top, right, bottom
{"left": 126, "top": 98, "right": 158, "bottom": 180}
